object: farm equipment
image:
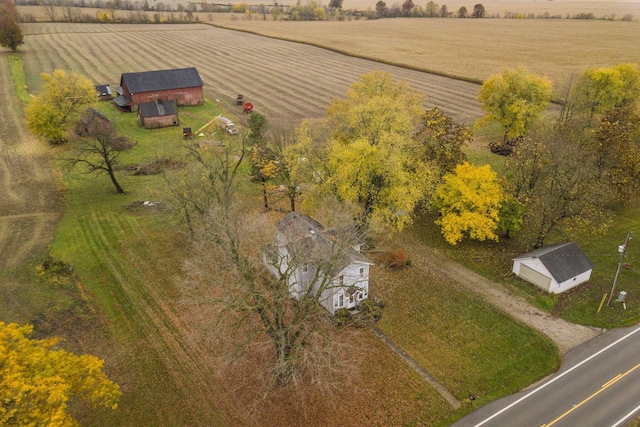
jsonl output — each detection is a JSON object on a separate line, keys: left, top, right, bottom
{"left": 243, "top": 102, "right": 254, "bottom": 114}
{"left": 236, "top": 94, "right": 244, "bottom": 105}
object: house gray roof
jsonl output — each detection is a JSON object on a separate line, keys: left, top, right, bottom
{"left": 120, "top": 67, "right": 203, "bottom": 93}
{"left": 138, "top": 100, "right": 178, "bottom": 118}
{"left": 515, "top": 242, "right": 594, "bottom": 283}
{"left": 277, "top": 212, "right": 372, "bottom": 276}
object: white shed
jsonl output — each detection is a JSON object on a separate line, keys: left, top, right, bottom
{"left": 512, "top": 242, "right": 594, "bottom": 294}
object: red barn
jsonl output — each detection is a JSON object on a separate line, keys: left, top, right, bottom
{"left": 115, "top": 67, "right": 204, "bottom": 112}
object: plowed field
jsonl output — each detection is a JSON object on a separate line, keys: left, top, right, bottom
{"left": 20, "top": 23, "right": 484, "bottom": 125}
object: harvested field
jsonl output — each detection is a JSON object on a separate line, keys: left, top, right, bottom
{"left": 20, "top": 23, "right": 484, "bottom": 125}
{"left": 211, "top": 16, "right": 640, "bottom": 86}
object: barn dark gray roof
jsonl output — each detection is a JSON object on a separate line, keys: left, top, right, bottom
{"left": 121, "top": 68, "right": 203, "bottom": 93}
{"left": 515, "top": 242, "right": 594, "bottom": 283}
{"left": 138, "top": 100, "right": 178, "bottom": 118}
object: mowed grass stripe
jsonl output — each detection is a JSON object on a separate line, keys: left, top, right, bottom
{"left": 92, "top": 210, "right": 231, "bottom": 407}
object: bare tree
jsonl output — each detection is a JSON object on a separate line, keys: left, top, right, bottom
{"left": 64, "top": 129, "right": 132, "bottom": 194}
{"left": 40, "top": 0, "right": 59, "bottom": 21}
{"left": 183, "top": 205, "right": 366, "bottom": 395}
{"left": 165, "top": 135, "right": 247, "bottom": 236}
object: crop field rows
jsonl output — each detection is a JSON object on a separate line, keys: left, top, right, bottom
{"left": 21, "top": 23, "right": 484, "bottom": 126}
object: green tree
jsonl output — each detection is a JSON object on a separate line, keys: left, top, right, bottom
{"left": 25, "top": 70, "right": 96, "bottom": 144}
{"left": 415, "top": 106, "right": 471, "bottom": 179}
{"left": 328, "top": 0, "right": 343, "bottom": 8}
{"left": 323, "top": 71, "right": 434, "bottom": 232}
{"left": 0, "top": 322, "right": 121, "bottom": 426}
{"left": 432, "top": 162, "right": 504, "bottom": 245}
{"left": 587, "top": 104, "right": 640, "bottom": 204}
{"left": 476, "top": 67, "right": 553, "bottom": 154}
{"left": 425, "top": 0, "right": 438, "bottom": 16}
{"left": 506, "top": 127, "right": 608, "bottom": 248}
{"left": 247, "top": 111, "right": 269, "bottom": 144}
{"left": 0, "top": 0, "right": 24, "bottom": 51}
{"left": 457, "top": 5, "right": 467, "bottom": 17}
{"left": 569, "top": 63, "right": 640, "bottom": 123}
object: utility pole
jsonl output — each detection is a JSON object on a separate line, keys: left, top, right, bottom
{"left": 607, "top": 231, "right": 632, "bottom": 306}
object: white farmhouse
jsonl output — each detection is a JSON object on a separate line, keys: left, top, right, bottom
{"left": 267, "top": 212, "right": 373, "bottom": 315}
{"left": 512, "top": 242, "right": 594, "bottom": 294}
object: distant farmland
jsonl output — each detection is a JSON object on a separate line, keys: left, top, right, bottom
{"left": 211, "top": 16, "right": 640, "bottom": 87}
{"left": 20, "top": 23, "right": 484, "bottom": 125}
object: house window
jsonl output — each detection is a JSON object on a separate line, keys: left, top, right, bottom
{"left": 335, "top": 294, "right": 344, "bottom": 308}
{"left": 359, "top": 267, "right": 364, "bottom": 278}
{"left": 302, "top": 262, "right": 308, "bottom": 273}
{"left": 357, "top": 291, "right": 363, "bottom": 301}
{"left": 349, "top": 293, "right": 354, "bottom": 304}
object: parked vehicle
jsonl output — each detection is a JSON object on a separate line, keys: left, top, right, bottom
{"left": 216, "top": 115, "right": 238, "bottom": 135}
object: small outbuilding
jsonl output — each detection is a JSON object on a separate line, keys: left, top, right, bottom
{"left": 95, "top": 84, "right": 113, "bottom": 100}
{"left": 512, "top": 242, "right": 594, "bottom": 294}
{"left": 137, "top": 99, "right": 179, "bottom": 129}
{"left": 77, "top": 107, "right": 112, "bottom": 135}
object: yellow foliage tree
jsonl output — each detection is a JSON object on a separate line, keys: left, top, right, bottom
{"left": 433, "top": 162, "right": 504, "bottom": 245}
{"left": 476, "top": 67, "right": 553, "bottom": 152}
{"left": 0, "top": 322, "right": 121, "bottom": 426}
{"left": 25, "top": 69, "right": 96, "bottom": 144}
{"left": 570, "top": 63, "right": 640, "bottom": 122}
{"left": 324, "top": 71, "right": 435, "bottom": 232}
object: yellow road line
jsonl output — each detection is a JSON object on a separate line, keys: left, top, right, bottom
{"left": 541, "top": 362, "right": 640, "bottom": 427}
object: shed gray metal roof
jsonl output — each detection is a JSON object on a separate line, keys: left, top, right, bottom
{"left": 138, "top": 100, "right": 178, "bottom": 118}
{"left": 515, "top": 242, "right": 594, "bottom": 283}
{"left": 121, "top": 67, "right": 203, "bottom": 93}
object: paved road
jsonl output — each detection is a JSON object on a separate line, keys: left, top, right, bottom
{"left": 452, "top": 325, "right": 640, "bottom": 427}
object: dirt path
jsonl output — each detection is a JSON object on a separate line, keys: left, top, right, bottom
{"left": 0, "top": 53, "right": 62, "bottom": 272}
{"left": 398, "top": 234, "right": 603, "bottom": 356}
